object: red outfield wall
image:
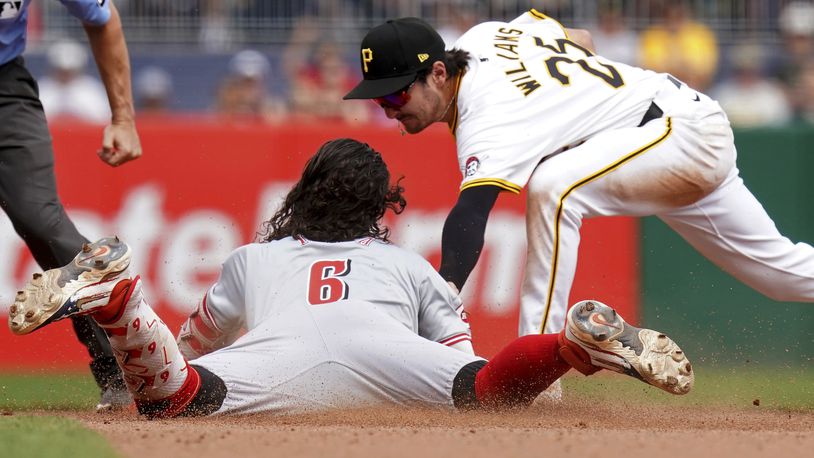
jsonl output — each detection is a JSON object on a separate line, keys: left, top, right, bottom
{"left": 0, "top": 118, "right": 638, "bottom": 369}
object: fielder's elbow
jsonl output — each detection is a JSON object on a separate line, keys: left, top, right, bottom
{"left": 566, "top": 28, "right": 596, "bottom": 53}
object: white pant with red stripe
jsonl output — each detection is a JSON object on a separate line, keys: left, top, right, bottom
{"left": 520, "top": 79, "right": 814, "bottom": 336}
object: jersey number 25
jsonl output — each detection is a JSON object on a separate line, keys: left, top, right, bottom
{"left": 535, "top": 37, "right": 624, "bottom": 88}
{"left": 307, "top": 259, "right": 351, "bottom": 305}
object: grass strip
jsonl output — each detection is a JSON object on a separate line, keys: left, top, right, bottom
{"left": 0, "top": 415, "right": 119, "bottom": 458}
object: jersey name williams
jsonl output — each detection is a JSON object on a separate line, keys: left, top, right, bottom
{"left": 493, "top": 27, "right": 541, "bottom": 96}
{"left": 490, "top": 27, "right": 625, "bottom": 97}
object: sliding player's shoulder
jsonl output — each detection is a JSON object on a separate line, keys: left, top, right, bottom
{"left": 368, "top": 240, "right": 431, "bottom": 268}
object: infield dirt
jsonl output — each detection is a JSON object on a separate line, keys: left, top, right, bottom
{"left": 62, "top": 397, "right": 813, "bottom": 458}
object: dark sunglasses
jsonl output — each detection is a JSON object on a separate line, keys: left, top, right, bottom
{"left": 373, "top": 78, "right": 417, "bottom": 110}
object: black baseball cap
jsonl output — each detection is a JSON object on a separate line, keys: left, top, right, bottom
{"left": 344, "top": 18, "right": 445, "bottom": 100}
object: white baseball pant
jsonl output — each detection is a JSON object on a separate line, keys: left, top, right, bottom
{"left": 520, "top": 78, "right": 814, "bottom": 335}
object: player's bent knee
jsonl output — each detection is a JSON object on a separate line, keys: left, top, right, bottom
{"left": 756, "top": 285, "right": 809, "bottom": 303}
{"left": 527, "top": 168, "right": 578, "bottom": 210}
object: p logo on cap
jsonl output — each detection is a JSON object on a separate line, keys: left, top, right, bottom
{"left": 344, "top": 18, "right": 446, "bottom": 100}
{"left": 362, "top": 48, "right": 374, "bottom": 73}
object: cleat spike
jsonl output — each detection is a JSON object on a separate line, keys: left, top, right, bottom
{"left": 559, "top": 300, "right": 694, "bottom": 395}
{"left": 6, "top": 237, "right": 132, "bottom": 335}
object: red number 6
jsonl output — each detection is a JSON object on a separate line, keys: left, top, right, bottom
{"left": 307, "top": 259, "right": 351, "bottom": 305}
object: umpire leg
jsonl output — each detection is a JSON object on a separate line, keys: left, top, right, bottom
{"left": 0, "top": 57, "right": 125, "bottom": 397}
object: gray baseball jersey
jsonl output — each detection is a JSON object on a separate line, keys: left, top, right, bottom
{"left": 190, "top": 236, "right": 483, "bottom": 415}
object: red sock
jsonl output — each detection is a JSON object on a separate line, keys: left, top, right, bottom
{"left": 474, "top": 334, "right": 571, "bottom": 408}
{"left": 94, "top": 277, "right": 136, "bottom": 325}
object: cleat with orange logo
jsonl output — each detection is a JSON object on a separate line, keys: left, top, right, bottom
{"left": 8, "top": 237, "right": 132, "bottom": 335}
{"left": 557, "top": 300, "right": 694, "bottom": 395}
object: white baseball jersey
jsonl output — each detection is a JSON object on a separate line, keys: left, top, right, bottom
{"left": 190, "top": 236, "right": 483, "bottom": 415}
{"left": 449, "top": 9, "right": 814, "bottom": 336}
{"left": 452, "top": 10, "right": 668, "bottom": 193}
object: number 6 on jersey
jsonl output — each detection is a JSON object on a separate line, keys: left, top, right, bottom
{"left": 307, "top": 259, "right": 352, "bottom": 305}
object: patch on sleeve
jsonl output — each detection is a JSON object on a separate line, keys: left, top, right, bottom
{"left": 0, "top": 1, "right": 23, "bottom": 20}
{"left": 464, "top": 156, "right": 481, "bottom": 177}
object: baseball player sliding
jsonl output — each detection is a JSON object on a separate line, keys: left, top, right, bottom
{"left": 344, "top": 11, "right": 814, "bottom": 340}
{"left": 9, "top": 139, "right": 692, "bottom": 417}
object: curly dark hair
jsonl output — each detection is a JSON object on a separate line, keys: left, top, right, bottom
{"left": 259, "top": 138, "right": 406, "bottom": 243}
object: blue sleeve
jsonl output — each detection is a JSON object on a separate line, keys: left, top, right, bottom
{"left": 59, "top": 0, "right": 111, "bottom": 26}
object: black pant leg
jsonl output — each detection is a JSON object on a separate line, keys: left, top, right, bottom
{"left": 0, "top": 58, "right": 88, "bottom": 268}
{"left": 73, "top": 315, "right": 126, "bottom": 391}
{"left": 0, "top": 57, "right": 123, "bottom": 391}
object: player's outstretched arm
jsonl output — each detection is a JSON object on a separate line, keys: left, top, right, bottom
{"left": 83, "top": 2, "right": 143, "bottom": 167}
{"left": 439, "top": 185, "right": 501, "bottom": 291}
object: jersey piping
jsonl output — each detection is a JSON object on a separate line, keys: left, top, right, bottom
{"left": 528, "top": 8, "right": 570, "bottom": 38}
{"left": 538, "top": 117, "right": 674, "bottom": 333}
{"left": 438, "top": 332, "right": 471, "bottom": 347}
{"left": 449, "top": 71, "right": 465, "bottom": 135}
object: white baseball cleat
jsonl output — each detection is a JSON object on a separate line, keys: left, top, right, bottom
{"left": 8, "top": 237, "right": 132, "bottom": 336}
{"left": 558, "top": 300, "right": 694, "bottom": 395}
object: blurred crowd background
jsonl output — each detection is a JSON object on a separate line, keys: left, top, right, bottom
{"left": 21, "top": 0, "right": 814, "bottom": 128}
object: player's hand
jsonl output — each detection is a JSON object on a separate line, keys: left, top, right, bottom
{"left": 97, "top": 120, "right": 143, "bottom": 167}
{"left": 446, "top": 281, "right": 460, "bottom": 296}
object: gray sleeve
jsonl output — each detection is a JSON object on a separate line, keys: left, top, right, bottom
{"left": 416, "top": 261, "right": 472, "bottom": 347}
{"left": 204, "top": 245, "right": 249, "bottom": 332}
